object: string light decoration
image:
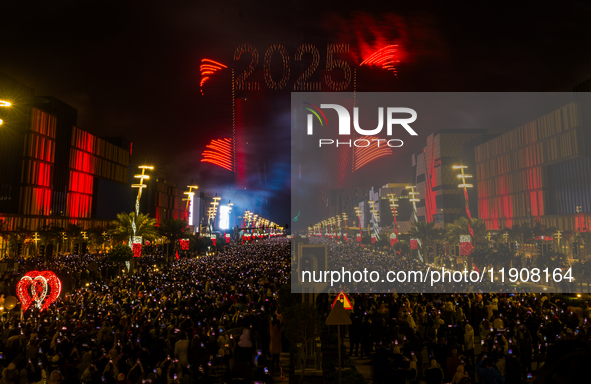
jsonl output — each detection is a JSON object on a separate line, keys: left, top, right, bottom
{"left": 263, "top": 44, "right": 290, "bottom": 90}
{"left": 359, "top": 45, "right": 400, "bottom": 76}
{"left": 353, "top": 136, "right": 393, "bottom": 171}
{"left": 294, "top": 44, "right": 321, "bottom": 91}
{"left": 200, "top": 59, "right": 227, "bottom": 95}
{"left": 234, "top": 43, "right": 260, "bottom": 91}
{"left": 201, "top": 138, "right": 234, "bottom": 172}
{"left": 179, "top": 239, "right": 189, "bottom": 251}
{"left": 325, "top": 43, "right": 352, "bottom": 91}
{"left": 17, "top": 271, "right": 61, "bottom": 312}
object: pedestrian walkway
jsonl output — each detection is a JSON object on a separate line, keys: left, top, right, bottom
{"left": 271, "top": 352, "right": 291, "bottom": 383}
{"left": 341, "top": 336, "right": 374, "bottom": 382}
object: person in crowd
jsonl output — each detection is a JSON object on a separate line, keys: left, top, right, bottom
{"left": 425, "top": 359, "right": 444, "bottom": 384}
{"left": 476, "top": 356, "right": 505, "bottom": 384}
{"left": 451, "top": 364, "right": 469, "bottom": 384}
{"left": 268, "top": 319, "right": 283, "bottom": 373}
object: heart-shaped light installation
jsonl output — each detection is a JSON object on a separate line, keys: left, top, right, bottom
{"left": 16, "top": 271, "right": 62, "bottom": 312}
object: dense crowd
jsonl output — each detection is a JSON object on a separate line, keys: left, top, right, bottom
{"left": 307, "top": 238, "right": 516, "bottom": 293}
{"left": 303, "top": 238, "right": 591, "bottom": 383}
{"left": 0, "top": 237, "right": 589, "bottom": 384}
{"left": 0, "top": 239, "right": 291, "bottom": 384}
{"left": 338, "top": 289, "right": 591, "bottom": 383}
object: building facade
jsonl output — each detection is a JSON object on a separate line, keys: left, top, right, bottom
{"left": 412, "top": 129, "right": 495, "bottom": 228}
{"left": 0, "top": 74, "right": 130, "bottom": 234}
{"left": 474, "top": 101, "right": 590, "bottom": 232}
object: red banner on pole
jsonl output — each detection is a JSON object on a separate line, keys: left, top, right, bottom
{"left": 410, "top": 239, "right": 418, "bottom": 249}
{"left": 179, "top": 239, "right": 189, "bottom": 250}
{"left": 132, "top": 243, "right": 141, "bottom": 258}
{"left": 356, "top": 234, "right": 361, "bottom": 242}
{"left": 460, "top": 241, "right": 474, "bottom": 256}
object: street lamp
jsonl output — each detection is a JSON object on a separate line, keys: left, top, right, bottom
{"left": 368, "top": 200, "right": 380, "bottom": 240}
{"left": 0, "top": 100, "right": 12, "bottom": 125}
{"left": 453, "top": 165, "right": 474, "bottom": 272}
{"left": 183, "top": 185, "right": 199, "bottom": 226}
{"left": 131, "top": 165, "right": 154, "bottom": 249}
{"left": 406, "top": 185, "right": 420, "bottom": 222}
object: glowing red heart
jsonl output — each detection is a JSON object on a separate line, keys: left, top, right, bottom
{"left": 16, "top": 271, "right": 62, "bottom": 312}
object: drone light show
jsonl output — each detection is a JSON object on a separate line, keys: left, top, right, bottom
{"left": 200, "top": 59, "right": 228, "bottom": 95}
{"left": 201, "top": 138, "right": 234, "bottom": 172}
{"left": 359, "top": 45, "right": 400, "bottom": 75}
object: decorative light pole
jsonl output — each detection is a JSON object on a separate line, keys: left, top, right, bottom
{"left": 131, "top": 165, "right": 153, "bottom": 250}
{"left": 0, "top": 100, "right": 12, "bottom": 126}
{"left": 368, "top": 200, "right": 380, "bottom": 241}
{"left": 209, "top": 196, "right": 221, "bottom": 236}
{"left": 387, "top": 193, "right": 400, "bottom": 248}
{"left": 342, "top": 213, "right": 348, "bottom": 242}
{"left": 354, "top": 207, "right": 363, "bottom": 241}
{"left": 183, "top": 185, "right": 199, "bottom": 227}
{"left": 454, "top": 165, "right": 474, "bottom": 272}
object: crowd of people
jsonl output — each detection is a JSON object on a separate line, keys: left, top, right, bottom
{"left": 340, "top": 290, "right": 591, "bottom": 383}
{"left": 302, "top": 238, "right": 591, "bottom": 383}
{"left": 0, "top": 239, "right": 291, "bottom": 384}
{"left": 0, "top": 237, "right": 589, "bottom": 384}
{"left": 307, "top": 238, "right": 517, "bottom": 293}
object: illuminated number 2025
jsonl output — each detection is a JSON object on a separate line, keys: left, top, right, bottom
{"left": 233, "top": 43, "right": 351, "bottom": 91}
{"left": 234, "top": 43, "right": 260, "bottom": 91}
{"left": 294, "top": 44, "right": 321, "bottom": 91}
{"left": 325, "top": 44, "right": 351, "bottom": 91}
{"left": 264, "top": 44, "right": 290, "bottom": 90}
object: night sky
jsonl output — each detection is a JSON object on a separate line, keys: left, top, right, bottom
{"left": 2, "top": 0, "right": 591, "bottom": 224}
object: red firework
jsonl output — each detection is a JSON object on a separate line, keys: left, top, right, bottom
{"left": 359, "top": 45, "right": 400, "bottom": 75}
{"left": 200, "top": 59, "right": 227, "bottom": 95}
{"left": 353, "top": 136, "right": 393, "bottom": 171}
{"left": 201, "top": 138, "right": 234, "bottom": 172}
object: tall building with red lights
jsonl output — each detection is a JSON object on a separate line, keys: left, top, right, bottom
{"left": 412, "top": 129, "right": 496, "bottom": 228}
{"left": 0, "top": 73, "right": 131, "bottom": 234}
{"left": 474, "top": 100, "right": 590, "bottom": 232}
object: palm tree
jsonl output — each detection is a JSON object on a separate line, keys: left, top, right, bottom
{"left": 562, "top": 230, "right": 575, "bottom": 257}
{"left": 444, "top": 217, "right": 487, "bottom": 245}
{"left": 158, "top": 218, "right": 190, "bottom": 261}
{"left": 109, "top": 212, "right": 158, "bottom": 244}
{"left": 408, "top": 221, "right": 442, "bottom": 262}
{"left": 86, "top": 226, "right": 107, "bottom": 252}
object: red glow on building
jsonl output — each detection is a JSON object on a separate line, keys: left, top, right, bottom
{"left": 353, "top": 136, "right": 393, "bottom": 171}
{"left": 422, "top": 143, "right": 437, "bottom": 223}
{"left": 360, "top": 45, "right": 400, "bottom": 75}
{"left": 201, "top": 138, "right": 234, "bottom": 172}
{"left": 200, "top": 58, "right": 227, "bottom": 95}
